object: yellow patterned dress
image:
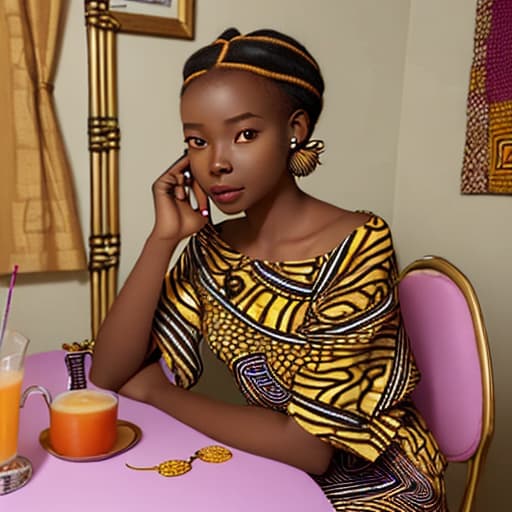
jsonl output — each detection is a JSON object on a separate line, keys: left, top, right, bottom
{"left": 152, "top": 215, "right": 447, "bottom": 511}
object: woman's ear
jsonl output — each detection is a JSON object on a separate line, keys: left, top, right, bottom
{"left": 289, "top": 109, "right": 310, "bottom": 144}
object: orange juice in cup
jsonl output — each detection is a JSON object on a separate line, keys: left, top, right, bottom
{"left": 49, "top": 389, "right": 118, "bottom": 457}
{"left": 0, "top": 330, "right": 29, "bottom": 467}
{"left": 0, "top": 370, "right": 23, "bottom": 465}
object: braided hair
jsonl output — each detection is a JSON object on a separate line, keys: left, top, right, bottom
{"left": 182, "top": 28, "right": 324, "bottom": 135}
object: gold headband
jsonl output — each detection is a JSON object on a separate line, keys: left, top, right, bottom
{"left": 183, "top": 35, "right": 321, "bottom": 98}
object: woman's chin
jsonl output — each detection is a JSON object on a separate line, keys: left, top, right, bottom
{"left": 213, "top": 203, "right": 245, "bottom": 216}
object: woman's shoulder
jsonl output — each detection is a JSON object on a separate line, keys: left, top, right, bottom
{"left": 197, "top": 207, "right": 390, "bottom": 262}
{"left": 332, "top": 208, "right": 372, "bottom": 235}
{"left": 307, "top": 204, "right": 390, "bottom": 250}
{"left": 351, "top": 209, "right": 392, "bottom": 233}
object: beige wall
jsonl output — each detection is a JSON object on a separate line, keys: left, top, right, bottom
{"left": 3, "top": 0, "right": 509, "bottom": 509}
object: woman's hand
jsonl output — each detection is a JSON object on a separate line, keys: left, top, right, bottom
{"left": 150, "top": 153, "right": 209, "bottom": 242}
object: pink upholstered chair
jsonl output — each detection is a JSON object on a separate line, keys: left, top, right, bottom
{"left": 398, "top": 256, "right": 494, "bottom": 512}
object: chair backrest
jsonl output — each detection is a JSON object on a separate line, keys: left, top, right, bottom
{"left": 398, "top": 256, "right": 494, "bottom": 512}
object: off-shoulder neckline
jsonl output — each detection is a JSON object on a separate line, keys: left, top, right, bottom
{"left": 200, "top": 213, "right": 383, "bottom": 265}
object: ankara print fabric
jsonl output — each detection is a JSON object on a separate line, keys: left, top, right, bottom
{"left": 152, "top": 215, "right": 447, "bottom": 511}
{"left": 461, "top": 0, "right": 512, "bottom": 194}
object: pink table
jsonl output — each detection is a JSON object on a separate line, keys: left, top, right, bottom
{"left": 3, "top": 350, "right": 333, "bottom": 511}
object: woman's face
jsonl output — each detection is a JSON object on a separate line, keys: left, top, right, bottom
{"left": 180, "top": 69, "right": 298, "bottom": 215}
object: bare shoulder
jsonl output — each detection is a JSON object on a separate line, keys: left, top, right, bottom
{"left": 313, "top": 203, "right": 371, "bottom": 247}
{"left": 332, "top": 208, "right": 372, "bottom": 234}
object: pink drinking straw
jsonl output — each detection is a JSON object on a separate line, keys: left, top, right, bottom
{"left": 0, "top": 264, "right": 19, "bottom": 348}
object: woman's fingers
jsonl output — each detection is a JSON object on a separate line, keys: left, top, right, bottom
{"left": 173, "top": 172, "right": 187, "bottom": 201}
{"left": 151, "top": 153, "right": 209, "bottom": 240}
{"left": 155, "top": 154, "right": 189, "bottom": 200}
{"left": 192, "top": 180, "right": 210, "bottom": 218}
{"left": 154, "top": 152, "right": 209, "bottom": 219}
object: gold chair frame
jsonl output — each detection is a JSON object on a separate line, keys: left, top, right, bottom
{"left": 399, "top": 256, "right": 495, "bottom": 512}
{"left": 83, "top": 1, "right": 194, "bottom": 337}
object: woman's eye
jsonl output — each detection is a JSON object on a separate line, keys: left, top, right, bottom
{"left": 184, "top": 137, "right": 207, "bottom": 149}
{"left": 235, "top": 129, "right": 258, "bottom": 143}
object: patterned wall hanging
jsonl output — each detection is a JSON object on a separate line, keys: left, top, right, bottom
{"left": 461, "top": 0, "right": 512, "bottom": 194}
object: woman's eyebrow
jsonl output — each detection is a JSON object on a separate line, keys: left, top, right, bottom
{"left": 225, "top": 112, "right": 263, "bottom": 124}
{"left": 183, "top": 112, "right": 262, "bottom": 130}
{"left": 182, "top": 121, "right": 203, "bottom": 130}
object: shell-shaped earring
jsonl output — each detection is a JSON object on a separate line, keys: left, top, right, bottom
{"left": 288, "top": 138, "right": 325, "bottom": 177}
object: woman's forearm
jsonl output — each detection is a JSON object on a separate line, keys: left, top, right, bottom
{"left": 123, "top": 363, "right": 333, "bottom": 475}
{"left": 90, "top": 235, "right": 179, "bottom": 390}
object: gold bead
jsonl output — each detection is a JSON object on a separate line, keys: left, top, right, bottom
{"left": 196, "top": 445, "right": 233, "bottom": 463}
{"left": 157, "top": 460, "right": 192, "bottom": 477}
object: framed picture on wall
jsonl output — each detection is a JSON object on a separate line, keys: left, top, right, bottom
{"left": 109, "top": 0, "right": 195, "bottom": 39}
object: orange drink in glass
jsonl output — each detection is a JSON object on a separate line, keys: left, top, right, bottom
{"left": 49, "top": 389, "right": 118, "bottom": 457}
{"left": 0, "top": 330, "right": 29, "bottom": 467}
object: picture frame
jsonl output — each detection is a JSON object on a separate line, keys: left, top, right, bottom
{"left": 109, "top": 0, "right": 195, "bottom": 39}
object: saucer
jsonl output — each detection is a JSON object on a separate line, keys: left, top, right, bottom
{"left": 39, "top": 419, "right": 142, "bottom": 462}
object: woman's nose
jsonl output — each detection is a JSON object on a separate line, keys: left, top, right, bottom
{"left": 210, "top": 146, "right": 232, "bottom": 175}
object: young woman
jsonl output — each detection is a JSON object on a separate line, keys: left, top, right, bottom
{"left": 90, "top": 28, "right": 447, "bottom": 511}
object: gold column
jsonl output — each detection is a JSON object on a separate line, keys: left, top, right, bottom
{"left": 84, "top": 1, "right": 120, "bottom": 338}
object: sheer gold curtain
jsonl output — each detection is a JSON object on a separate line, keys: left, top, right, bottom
{"left": 0, "top": 0, "right": 86, "bottom": 275}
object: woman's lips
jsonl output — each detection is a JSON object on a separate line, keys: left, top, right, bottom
{"left": 209, "top": 185, "right": 244, "bottom": 204}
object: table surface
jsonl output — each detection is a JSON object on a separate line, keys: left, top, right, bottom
{"left": 2, "top": 350, "right": 333, "bottom": 511}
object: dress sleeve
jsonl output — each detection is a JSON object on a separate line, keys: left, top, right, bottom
{"left": 151, "top": 239, "right": 203, "bottom": 389}
{"left": 287, "top": 217, "right": 420, "bottom": 462}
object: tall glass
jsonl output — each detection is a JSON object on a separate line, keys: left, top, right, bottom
{"left": 0, "top": 329, "right": 29, "bottom": 467}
